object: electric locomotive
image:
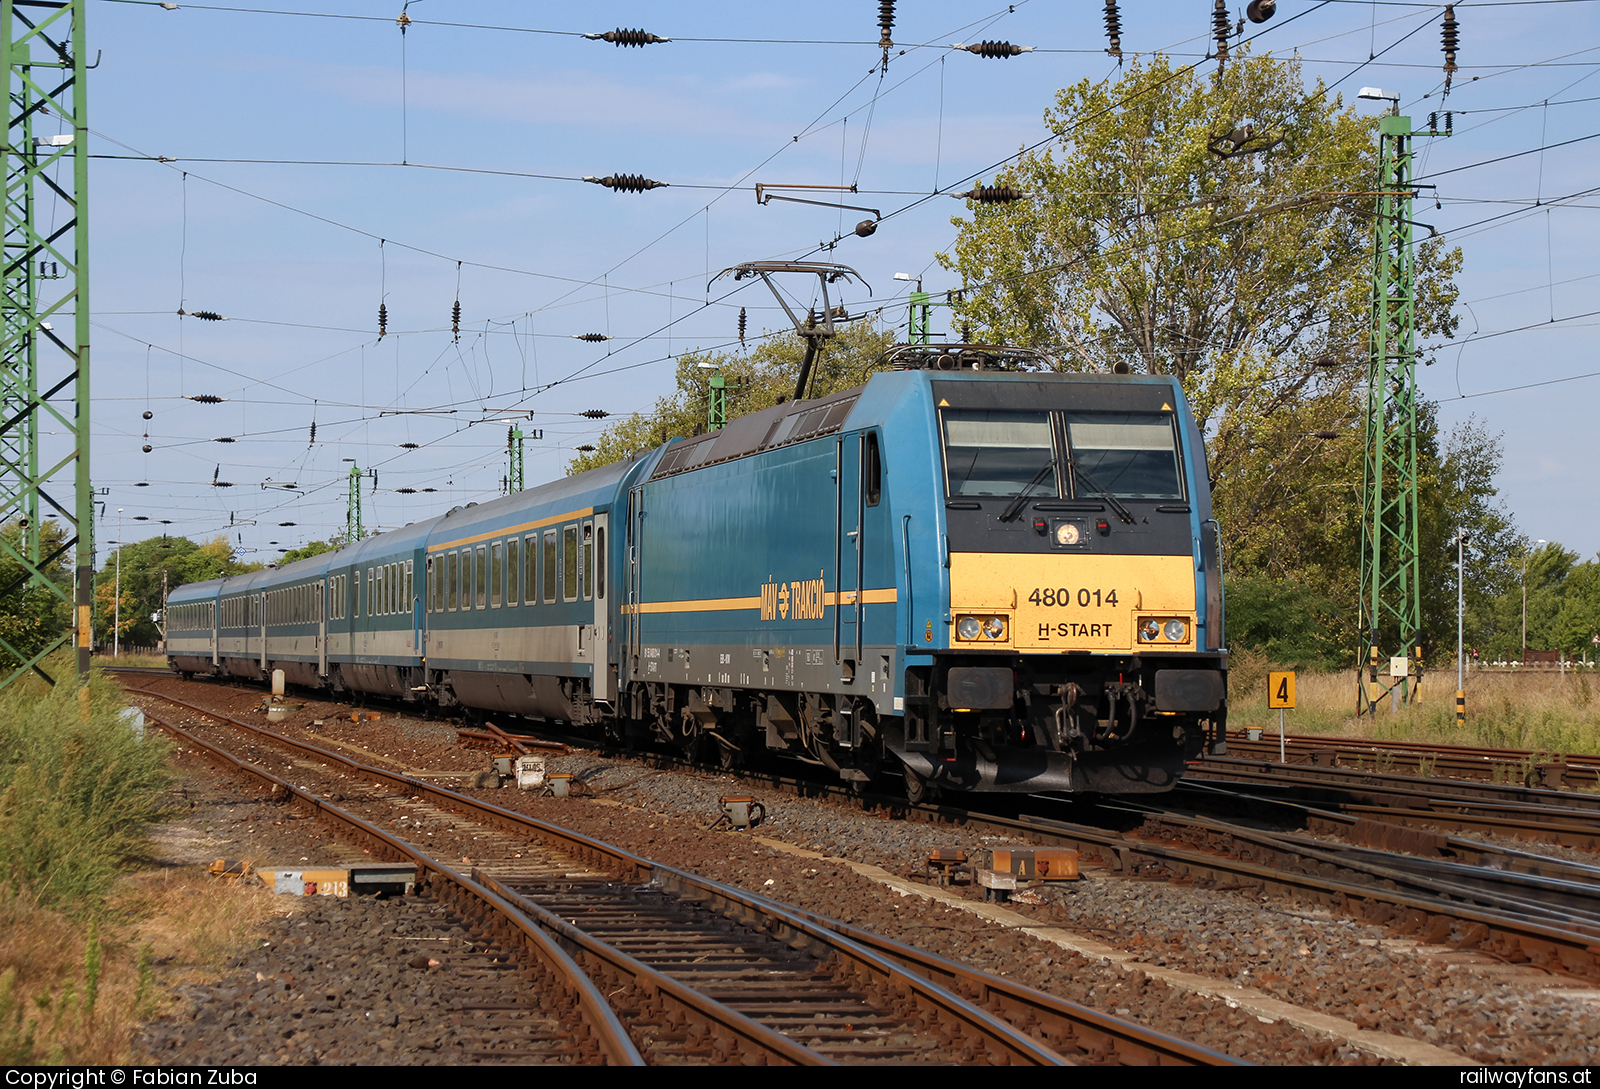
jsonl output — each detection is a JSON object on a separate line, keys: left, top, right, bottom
{"left": 165, "top": 343, "right": 1227, "bottom": 798}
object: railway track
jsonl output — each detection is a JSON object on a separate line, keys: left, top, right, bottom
{"left": 1215, "top": 731, "right": 1600, "bottom": 790}
{"left": 128, "top": 682, "right": 1241, "bottom": 1067}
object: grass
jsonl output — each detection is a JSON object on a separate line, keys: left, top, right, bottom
{"left": 1229, "top": 647, "right": 1600, "bottom": 756}
{"left": 92, "top": 653, "right": 168, "bottom": 671}
{"left": 0, "top": 653, "right": 282, "bottom": 1063}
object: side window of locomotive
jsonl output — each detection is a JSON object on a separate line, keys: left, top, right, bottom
{"left": 475, "top": 545, "right": 488, "bottom": 609}
{"left": 524, "top": 535, "right": 537, "bottom": 605}
{"left": 563, "top": 524, "right": 579, "bottom": 603}
{"left": 865, "top": 432, "right": 882, "bottom": 507}
{"left": 542, "top": 530, "right": 557, "bottom": 604}
{"left": 506, "top": 538, "right": 519, "bottom": 607}
{"left": 941, "top": 410, "right": 1056, "bottom": 497}
{"left": 490, "top": 541, "right": 503, "bottom": 607}
{"left": 1062, "top": 412, "right": 1184, "bottom": 500}
{"left": 582, "top": 521, "right": 593, "bottom": 601}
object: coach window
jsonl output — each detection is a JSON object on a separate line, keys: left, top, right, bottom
{"left": 405, "top": 559, "right": 414, "bottom": 613}
{"left": 582, "top": 521, "right": 593, "bottom": 601}
{"left": 506, "top": 538, "right": 519, "bottom": 606}
{"left": 542, "top": 530, "right": 557, "bottom": 603}
{"left": 562, "top": 524, "right": 578, "bottom": 602}
{"left": 366, "top": 569, "right": 374, "bottom": 617}
{"left": 475, "top": 544, "right": 488, "bottom": 609}
{"left": 524, "top": 536, "right": 537, "bottom": 605}
{"left": 445, "top": 551, "right": 456, "bottom": 611}
{"left": 426, "top": 558, "right": 435, "bottom": 613}
{"left": 490, "top": 541, "right": 503, "bottom": 607}
{"left": 595, "top": 526, "right": 605, "bottom": 598}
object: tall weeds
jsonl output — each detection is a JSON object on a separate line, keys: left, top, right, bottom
{"left": 0, "top": 668, "right": 170, "bottom": 909}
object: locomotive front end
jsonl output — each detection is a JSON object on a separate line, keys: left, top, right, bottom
{"left": 893, "top": 360, "right": 1225, "bottom": 797}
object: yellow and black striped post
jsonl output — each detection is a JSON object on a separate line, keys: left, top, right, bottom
{"left": 1455, "top": 689, "right": 1466, "bottom": 728}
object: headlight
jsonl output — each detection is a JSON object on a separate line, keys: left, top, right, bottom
{"left": 957, "top": 616, "right": 983, "bottom": 640}
{"left": 1139, "top": 619, "right": 1161, "bottom": 642}
{"left": 1054, "top": 522, "right": 1080, "bottom": 546}
{"left": 1164, "top": 618, "right": 1188, "bottom": 642}
{"left": 983, "top": 616, "right": 1006, "bottom": 639}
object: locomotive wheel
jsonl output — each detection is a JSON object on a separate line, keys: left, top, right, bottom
{"left": 903, "top": 763, "right": 929, "bottom": 805}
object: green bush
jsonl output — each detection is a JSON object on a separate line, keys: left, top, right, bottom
{"left": 0, "top": 668, "right": 170, "bottom": 911}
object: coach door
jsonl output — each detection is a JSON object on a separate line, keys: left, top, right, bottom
{"left": 319, "top": 578, "right": 329, "bottom": 677}
{"left": 592, "top": 513, "right": 611, "bottom": 702}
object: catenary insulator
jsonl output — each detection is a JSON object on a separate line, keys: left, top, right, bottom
{"left": 396, "top": 487, "right": 416, "bottom": 494}
{"left": 1247, "top": 0, "right": 1276, "bottom": 23}
{"left": 398, "top": 442, "right": 420, "bottom": 449}
{"left": 1441, "top": 6, "right": 1459, "bottom": 93}
{"left": 378, "top": 302, "right": 388, "bottom": 338}
{"left": 308, "top": 421, "right": 317, "bottom": 445}
{"left": 738, "top": 306, "right": 747, "bottom": 345}
{"left": 190, "top": 310, "right": 223, "bottom": 321}
{"left": 1311, "top": 430, "right": 1341, "bottom": 440}
{"left": 580, "top": 409, "right": 610, "bottom": 419}
{"left": 855, "top": 219, "right": 878, "bottom": 237}
{"left": 278, "top": 521, "right": 296, "bottom": 527}
{"left": 214, "top": 436, "right": 235, "bottom": 443}
{"left": 1104, "top": 0, "right": 1123, "bottom": 58}
{"left": 187, "top": 394, "right": 226, "bottom": 403}
{"left": 584, "top": 28, "right": 669, "bottom": 46}
{"left": 583, "top": 174, "right": 667, "bottom": 193}
{"left": 142, "top": 410, "right": 152, "bottom": 420}
{"left": 1213, "top": 0, "right": 1230, "bottom": 64}
{"left": 955, "top": 185, "right": 1025, "bottom": 204}
{"left": 878, "top": 0, "right": 894, "bottom": 50}
{"left": 573, "top": 333, "right": 612, "bottom": 342}
{"left": 954, "top": 41, "right": 1032, "bottom": 58}
{"left": 451, "top": 299, "right": 461, "bottom": 338}
{"left": 575, "top": 444, "right": 597, "bottom": 453}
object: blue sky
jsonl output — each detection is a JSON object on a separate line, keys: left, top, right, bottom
{"left": 80, "top": 0, "right": 1600, "bottom": 563}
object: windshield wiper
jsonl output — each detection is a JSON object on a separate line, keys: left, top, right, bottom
{"left": 999, "top": 457, "right": 1058, "bottom": 523}
{"left": 1072, "top": 465, "right": 1137, "bottom": 524}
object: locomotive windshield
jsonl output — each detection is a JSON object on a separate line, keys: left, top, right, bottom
{"left": 941, "top": 408, "right": 1183, "bottom": 500}
{"left": 942, "top": 410, "right": 1055, "bottom": 497}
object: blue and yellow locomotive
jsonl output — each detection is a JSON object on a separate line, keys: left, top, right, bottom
{"left": 166, "top": 344, "right": 1227, "bottom": 798}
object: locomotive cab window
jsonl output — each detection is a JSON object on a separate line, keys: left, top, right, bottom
{"left": 942, "top": 410, "right": 1056, "bottom": 497}
{"left": 864, "top": 432, "right": 882, "bottom": 506}
{"left": 1063, "top": 412, "right": 1184, "bottom": 500}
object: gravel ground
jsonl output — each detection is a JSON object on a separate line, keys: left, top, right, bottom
{"left": 126, "top": 674, "right": 1600, "bottom": 1065}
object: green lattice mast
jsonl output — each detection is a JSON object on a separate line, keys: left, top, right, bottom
{"left": 1357, "top": 111, "right": 1421, "bottom": 715}
{"left": 0, "top": 0, "right": 90, "bottom": 688}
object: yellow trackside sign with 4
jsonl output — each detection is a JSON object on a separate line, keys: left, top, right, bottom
{"left": 1269, "top": 671, "right": 1296, "bottom": 709}
{"left": 949, "top": 553, "right": 1197, "bottom": 652}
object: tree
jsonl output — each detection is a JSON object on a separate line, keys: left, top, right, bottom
{"left": 0, "top": 520, "right": 71, "bottom": 673}
{"left": 938, "top": 50, "right": 1470, "bottom": 666}
{"left": 280, "top": 538, "right": 339, "bottom": 566}
{"left": 568, "top": 322, "right": 895, "bottom": 475}
{"left": 940, "top": 51, "right": 1459, "bottom": 545}
{"left": 93, "top": 535, "right": 260, "bottom": 648}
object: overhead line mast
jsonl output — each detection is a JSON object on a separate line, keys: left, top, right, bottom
{"left": 0, "top": 0, "right": 90, "bottom": 689}
{"left": 1357, "top": 93, "right": 1447, "bottom": 716}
